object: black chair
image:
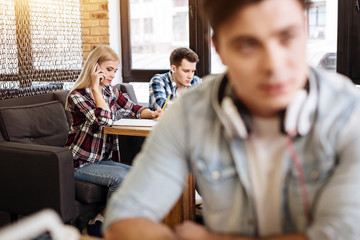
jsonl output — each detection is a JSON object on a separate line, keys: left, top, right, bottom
{"left": 114, "top": 83, "right": 139, "bottom": 104}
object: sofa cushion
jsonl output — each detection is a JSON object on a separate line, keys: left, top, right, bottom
{"left": 53, "top": 90, "right": 71, "bottom": 126}
{"left": 53, "top": 90, "right": 69, "bottom": 107}
{"left": 0, "top": 101, "right": 69, "bottom": 147}
{"left": 0, "top": 92, "right": 55, "bottom": 108}
{"left": 75, "top": 180, "right": 108, "bottom": 204}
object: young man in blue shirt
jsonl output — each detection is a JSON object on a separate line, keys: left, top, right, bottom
{"left": 148, "top": 47, "right": 202, "bottom": 111}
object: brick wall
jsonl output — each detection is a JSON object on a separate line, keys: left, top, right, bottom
{"left": 80, "top": 0, "right": 110, "bottom": 61}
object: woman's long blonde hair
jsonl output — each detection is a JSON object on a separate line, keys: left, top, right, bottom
{"left": 65, "top": 45, "right": 120, "bottom": 110}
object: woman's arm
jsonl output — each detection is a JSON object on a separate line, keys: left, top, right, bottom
{"left": 112, "top": 86, "right": 161, "bottom": 119}
{"left": 92, "top": 89, "right": 110, "bottom": 111}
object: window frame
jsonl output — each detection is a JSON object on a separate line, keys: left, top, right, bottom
{"left": 337, "top": 0, "right": 360, "bottom": 84}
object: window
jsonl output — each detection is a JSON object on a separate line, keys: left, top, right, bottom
{"left": 174, "top": 0, "right": 187, "bottom": 7}
{"left": 308, "top": 5, "right": 326, "bottom": 39}
{"left": 0, "top": 0, "right": 81, "bottom": 94}
{"left": 121, "top": 0, "right": 358, "bottom": 85}
{"left": 173, "top": 12, "right": 188, "bottom": 42}
{"left": 306, "top": 0, "right": 337, "bottom": 72}
{"left": 131, "top": 19, "right": 140, "bottom": 35}
{"left": 121, "top": 0, "right": 191, "bottom": 82}
{"left": 143, "top": 18, "right": 153, "bottom": 34}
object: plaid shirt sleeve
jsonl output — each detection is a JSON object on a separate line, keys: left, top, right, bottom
{"left": 68, "top": 90, "right": 114, "bottom": 130}
{"left": 112, "top": 86, "right": 146, "bottom": 119}
{"left": 192, "top": 75, "right": 202, "bottom": 85}
{"left": 149, "top": 73, "right": 172, "bottom": 111}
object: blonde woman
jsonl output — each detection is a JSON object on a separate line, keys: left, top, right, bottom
{"left": 65, "top": 46, "right": 160, "bottom": 237}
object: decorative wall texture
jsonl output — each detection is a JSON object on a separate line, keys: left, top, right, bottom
{"left": 0, "top": 0, "right": 110, "bottom": 99}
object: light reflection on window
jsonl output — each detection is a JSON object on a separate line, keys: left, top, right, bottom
{"left": 306, "top": 0, "right": 337, "bottom": 72}
{"left": 129, "top": 0, "right": 189, "bottom": 69}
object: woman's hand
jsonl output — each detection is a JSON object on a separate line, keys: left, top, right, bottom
{"left": 140, "top": 109, "right": 162, "bottom": 119}
{"left": 91, "top": 63, "right": 106, "bottom": 93}
{"left": 90, "top": 63, "right": 110, "bottom": 111}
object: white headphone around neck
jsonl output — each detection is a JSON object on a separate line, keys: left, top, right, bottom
{"left": 221, "top": 78, "right": 317, "bottom": 139}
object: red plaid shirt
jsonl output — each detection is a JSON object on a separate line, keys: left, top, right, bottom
{"left": 65, "top": 85, "right": 145, "bottom": 169}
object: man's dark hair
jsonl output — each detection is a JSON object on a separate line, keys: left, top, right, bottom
{"left": 170, "top": 47, "right": 199, "bottom": 67}
{"left": 200, "top": 0, "right": 305, "bottom": 41}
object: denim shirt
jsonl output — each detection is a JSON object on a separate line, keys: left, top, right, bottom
{"left": 104, "top": 68, "right": 360, "bottom": 239}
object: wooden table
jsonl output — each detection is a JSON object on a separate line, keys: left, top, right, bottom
{"left": 104, "top": 125, "right": 196, "bottom": 228}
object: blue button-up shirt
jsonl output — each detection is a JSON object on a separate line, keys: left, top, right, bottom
{"left": 148, "top": 70, "right": 202, "bottom": 110}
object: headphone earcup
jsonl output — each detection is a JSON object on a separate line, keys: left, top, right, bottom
{"left": 284, "top": 90, "right": 307, "bottom": 135}
{"left": 284, "top": 85, "right": 317, "bottom": 136}
{"left": 221, "top": 81, "right": 316, "bottom": 138}
{"left": 221, "top": 97, "right": 249, "bottom": 138}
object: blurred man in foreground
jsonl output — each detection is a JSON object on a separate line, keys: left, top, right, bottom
{"left": 103, "top": 0, "right": 360, "bottom": 239}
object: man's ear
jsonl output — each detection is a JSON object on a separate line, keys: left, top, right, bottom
{"left": 170, "top": 64, "right": 176, "bottom": 73}
{"left": 212, "top": 35, "right": 226, "bottom": 66}
{"left": 212, "top": 35, "right": 219, "bottom": 53}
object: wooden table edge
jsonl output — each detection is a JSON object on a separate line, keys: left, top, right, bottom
{"left": 103, "top": 125, "right": 152, "bottom": 137}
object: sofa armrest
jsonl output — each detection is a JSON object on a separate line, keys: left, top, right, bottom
{"left": 0, "top": 141, "right": 76, "bottom": 222}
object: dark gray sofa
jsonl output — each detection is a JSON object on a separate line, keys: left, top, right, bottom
{"left": 0, "top": 83, "right": 145, "bottom": 229}
{"left": 0, "top": 90, "right": 107, "bottom": 228}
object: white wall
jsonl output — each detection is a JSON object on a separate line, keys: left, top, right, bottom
{"left": 109, "top": 0, "right": 122, "bottom": 85}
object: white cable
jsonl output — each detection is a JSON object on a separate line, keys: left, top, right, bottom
{"left": 0, "top": 209, "right": 79, "bottom": 240}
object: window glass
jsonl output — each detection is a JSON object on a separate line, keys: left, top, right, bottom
{"left": 211, "top": 1, "right": 338, "bottom": 74}
{"left": 174, "top": 0, "right": 187, "bottom": 7}
{"left": 129, "top": 0, "right": 189, "bottom": 69}
{"left": 173, "top": 12, "right": 187, "bottom": 42}
{"left": 130, "top": 82, "right": 149, "bottom": 104}
{"left": 306, "top": 0, "right": 337, "bottom": 72}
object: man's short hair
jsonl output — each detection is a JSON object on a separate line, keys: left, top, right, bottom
{"left": 200, "top": 0, "right": 305, "bottom": 41}
{"left": 170, "top": 47, "right": 199, "bottom": 67}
